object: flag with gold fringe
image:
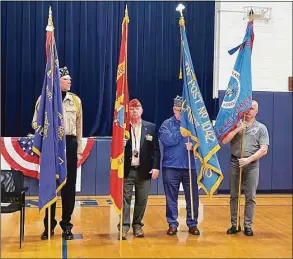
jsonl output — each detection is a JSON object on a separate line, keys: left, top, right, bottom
{"left": 32, "top": 7, "right": 67, "bottom": 212}
{"left": 178, "top": 14, "right": 223, "bottom": 197}
{"left": 110, "top": 6, "right": 130, "bottom": 213}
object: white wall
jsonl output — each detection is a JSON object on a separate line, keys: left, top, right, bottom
{"left": 214, "top": 2, "right": 292, "bottom": 93}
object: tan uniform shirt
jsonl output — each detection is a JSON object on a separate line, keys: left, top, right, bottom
{"left": 32, "top": 92, "right": 83, "bottom": 155}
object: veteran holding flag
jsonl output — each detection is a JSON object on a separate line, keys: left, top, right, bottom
{"left": 215, "top": 14, "right": 269, "bottom": 236}
{"left": 222, "top": 100, "right": 269, "bottom": 236}
{"left": 159, "top": 96, "right": 200, "bottom": 236}
{"left": 32, "top": 7, "right": 83, "bottom": 241}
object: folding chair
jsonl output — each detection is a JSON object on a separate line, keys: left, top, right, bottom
{"left": 1, "top": 170, "right": 28, "bottom": 248}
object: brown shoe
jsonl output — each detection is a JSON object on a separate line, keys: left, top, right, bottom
{"left": 167, "top": 226, "right": 178, "bottom": 236}
{"left": 133, "top": 228, "right": 145, "bottom": 238}
{"left": 189, "top": 226, "right": 200, "bottom": 235}
{"left": 117, "top": 230, "right": 127, "bottom": 240}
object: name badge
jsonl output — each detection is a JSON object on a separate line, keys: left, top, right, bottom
{"left": 146, "top": 134, "right": 153, "bottom": 141}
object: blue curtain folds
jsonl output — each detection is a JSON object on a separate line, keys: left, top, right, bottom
{"left": 1, "top": 1, "right": 217, "bottom": 137}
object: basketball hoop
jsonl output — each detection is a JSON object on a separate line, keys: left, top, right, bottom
{"left": 243, "top": 6, "right": 272, "bottom": 22}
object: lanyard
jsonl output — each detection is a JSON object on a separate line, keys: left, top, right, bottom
{"left": 131, "top": 125, "right": 138, "bottom": 149}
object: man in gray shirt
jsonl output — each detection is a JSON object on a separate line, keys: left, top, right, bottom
{"left": 222, "top": 100, "right": 269, "bottom": 236}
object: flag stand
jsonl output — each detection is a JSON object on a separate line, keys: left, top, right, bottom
{"left": 48, "top": 206, "right": 51, "bottom": 241}
{"left": 187, "top": 137, "right": 194, "bottom": 220}
{"left": 236, "top": 115, "right": 246, "bottom": 231}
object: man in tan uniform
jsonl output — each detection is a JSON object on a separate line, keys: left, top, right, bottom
{"left": 32, "top": 67, "right": 83, "bottom": 240}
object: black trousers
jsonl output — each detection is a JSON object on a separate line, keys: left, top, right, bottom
{"left": 44, "top": 135, "right": 78, "bottom": 231}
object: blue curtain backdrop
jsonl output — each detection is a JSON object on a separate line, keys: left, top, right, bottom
{"left": 1, "top": 1, "right": 217, "bottom": 137}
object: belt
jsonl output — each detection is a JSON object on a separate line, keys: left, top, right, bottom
{"left": 66, "top": 135, "right": 76, "bottom": 139}
{"left": 232, "top": 154, "right": 249, "bottom": 159}
{"left": 66, "top": 135, "right": 77, "bottom": 142}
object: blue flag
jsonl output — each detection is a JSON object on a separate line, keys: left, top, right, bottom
{"left": 179, "top": 18, "right": 223, "bottom": 197}
{"left": 214, "top": 21, "right": 254, "bottom": 141}
{"left": 32, "top": 29, "right": 67, "bottom": 212}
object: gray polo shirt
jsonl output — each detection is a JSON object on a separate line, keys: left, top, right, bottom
{"left": 231, "top": 120, "right": 269, "bottom": 158}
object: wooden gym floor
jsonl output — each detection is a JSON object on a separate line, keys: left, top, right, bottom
{"left": 1, "top": 194, "right": 292, "bottom": 258}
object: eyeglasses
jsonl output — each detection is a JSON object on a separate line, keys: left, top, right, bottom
{"left": 174, "top": 108, "right": 182, "bottom": 112}
{"left": 129, "top": 107, "right": 141, "bottom": 111}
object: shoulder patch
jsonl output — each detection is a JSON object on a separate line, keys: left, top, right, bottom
{"left": 71, "top": 94, "right": 80, "bottom": 113}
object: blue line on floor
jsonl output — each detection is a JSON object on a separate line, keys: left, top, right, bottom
{"left": 62, "top": 238, "right": 67, "bottom": 259}
{"left": 62, "top": 234, "right": 83, "bottom": 258}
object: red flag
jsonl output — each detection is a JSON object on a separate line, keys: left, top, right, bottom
{"left": 110, "top": 6, "right": 130, "bottom": 213}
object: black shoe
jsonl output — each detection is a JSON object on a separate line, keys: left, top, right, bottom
{"left": 117, "top": 230, "right": 128, "bottom": 240}
{"left": 227, "top": 225, "right": 241, "bottom": 234}
{"left": 62, "top": 229, "right": 74, "bottom": 240}
{"left": 244, "top": 227, "right": 253, "bottom": 236}
{"left": 189, "top": 226, "right": 200, "bottom": 235}
{"left": 41, "top": 230, "right": 54, "bottom": 240}
{"left": 167, "top": 226, "right": 178, "bottom": 236}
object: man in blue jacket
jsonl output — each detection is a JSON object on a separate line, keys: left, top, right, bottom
{"left": 159, "top": 96, "right": 200, "bottom": 236}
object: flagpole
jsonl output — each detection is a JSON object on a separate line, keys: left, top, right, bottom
{"left": 236, "top": 115, "right": 246, "bottom": 231}
{"left": 119, "top": 4, "right": 129, "bottom": 243}
{"left": 236, "top": 10, "right": 254, "bottom": 231}
{"left": 176, "top": 4, "right": 194, "bottom": 220}
{"left": 47, "top": 206, "right": 51, "bottom": 240}
{"left": 46, "top": 5, "right": 54, "bottom": 242}
{"left": 187, "top": 137, "right": 194, "bottom": 220}
{"left": 179, "top": 41, "right": 183, "bottom": 79}
{"left": 119, "top": 209, "right": 123, "bottom": 242}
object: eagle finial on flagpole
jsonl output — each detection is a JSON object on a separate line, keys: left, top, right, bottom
{"left": 46, "top": 6, "right": 54, "bottom": 32}
{"left": 248, "top": 8, "right": 255, "bottom": 22}
{"left": 176, "top": 3, "right": 185, "bottom": 18}
{"left": 176, "top": 3, "right": 185, "bottom": 26}
{"left": 177, "top": 3, "right": 185, "bottom": 79}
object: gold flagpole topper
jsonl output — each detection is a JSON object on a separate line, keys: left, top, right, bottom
{"left": 46, "top": 6, "right": 54, "bottom": 32}
{"left": 176, "top": 4, "right": 185, "bottom": 79}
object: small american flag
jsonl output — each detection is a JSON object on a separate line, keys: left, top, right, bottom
{"left": 18, "top": 137, "right": 37, "bottom": 156}
{"left": 1, "top": 137, "right": 94, "bottom": 180}
{"left": 1, "top": 137, "right": 40, "bottom": 178}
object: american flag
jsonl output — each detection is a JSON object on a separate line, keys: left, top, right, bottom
{"left": 19, "top": 137, "right": 37, "bottom": 156}
{"left": 1, "top": 137, "right": 95, "bottom": 179}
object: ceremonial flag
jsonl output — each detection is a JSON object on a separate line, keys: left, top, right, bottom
{"left": 110, "top": 6, "right": 130, "bottom": 213}
{"left": 179, "top": 16, "right": 223, "bottom": 197}
{"left": 32, "top": 7, "right": 67, "bottom": 212}
{"left": 214, "top": 20, "right": 254, "bottom": 141}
